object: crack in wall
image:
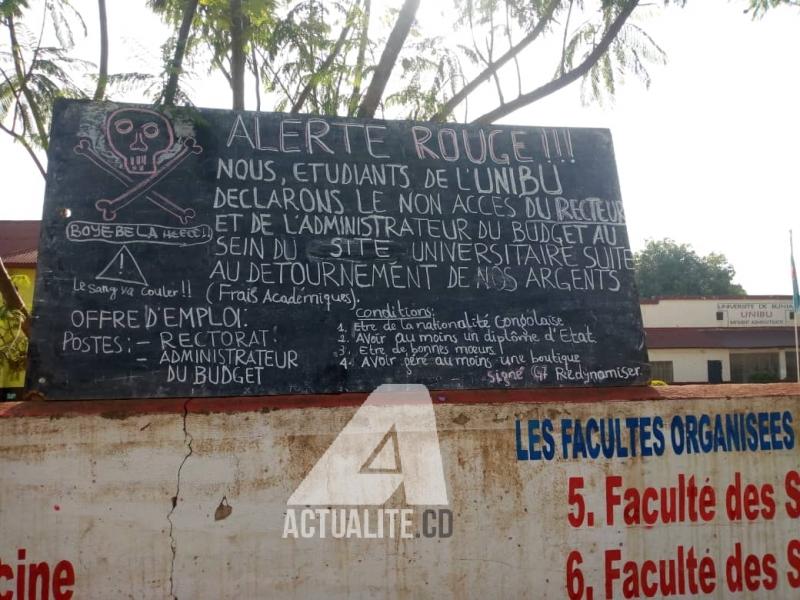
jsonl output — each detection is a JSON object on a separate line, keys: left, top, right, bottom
{"left": 167, "top": 399, "right": 193, "bottom": 600}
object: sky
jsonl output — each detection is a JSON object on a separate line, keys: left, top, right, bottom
{"left": 1, "top": 0, "right": 799, "bottom": 295}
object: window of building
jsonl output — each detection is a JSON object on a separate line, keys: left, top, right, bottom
{"left": 707, "top": 360, "right": 723, "bottom": 384}
{"left": 786, "top": 351, "right": 798, "bottom": 382}
{"left": 716, "top": 311, "right": 724, "bottom": 321}
{"left": 730, "top": 353, "right": 779, "bottom": 383}
{"left": 650, "top": 361, "right": 674, "bottom": 383}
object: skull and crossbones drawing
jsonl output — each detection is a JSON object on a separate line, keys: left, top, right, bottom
{"left": 74, "top": 108, "right": 201, "bottom": 224}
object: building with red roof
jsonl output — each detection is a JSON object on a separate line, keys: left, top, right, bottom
{"left": 0, "top": 220, "right": 40, "bottom": 268}
{"left": 642, "top": 296, "right": 797, "bottom": 383}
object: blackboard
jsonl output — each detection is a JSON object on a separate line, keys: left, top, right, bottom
{"left": 27, "top": 99, "right": 650, "bottom": 399}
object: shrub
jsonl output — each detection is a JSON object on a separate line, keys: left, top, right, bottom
{"left": 748, "top": 371, "right": 779, "bottom": 384}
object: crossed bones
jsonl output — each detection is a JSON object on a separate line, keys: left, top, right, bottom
{"left": 74, "top": 137, "right": 202, "bottom": 224}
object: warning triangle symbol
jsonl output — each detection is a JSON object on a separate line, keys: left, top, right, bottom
{"left": 97, "top": 245, "right": 148, "bottom": 286}
{"left": 359, "top": 426, "right": 402, "bottom": 474}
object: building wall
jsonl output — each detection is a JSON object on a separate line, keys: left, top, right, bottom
{"left": 641, "top": 297, "right": 793, "bottom": 328}
{"left": 647, "top": 348, "right": 730, "bottom": 382}
{"left": 1, "top": 387, "right": 799, "bottom": 599}
{"left": 648, "top": 347, "right": 794, "bottom": 383}
{"left": 729, "top": 348, "right": 790, "bottom": 381}
{"left": 642, "top": 297, "right": 796, "bottom": 383}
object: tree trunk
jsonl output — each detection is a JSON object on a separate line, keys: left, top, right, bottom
{"left": 163, "top": 0, "right": 199, "bottom": 106}
{"left": 356, "top": 0, "right": 419, "bottom": 119}
{"left": 347, "top": 0, "right": 370, "bottom": 117}
{"left": 6, "top": 15, "right": 49, "bottom": 149}
{"left": 0, "top": 121, "right": 46, "bottom": 178}
{"left": 291, "top": 0, "right": 359, "bottom": 114}
{"left": 93, "top": 0, "right": 109, "bottom": 101}
{"left": 230, "top": 0, "right": 247, "bottom": 110}
{"left": 251, "top": 45, "right": 261, "bottom": 111}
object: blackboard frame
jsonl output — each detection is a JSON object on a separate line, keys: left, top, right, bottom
{"left": 27, "top": 99, "right": 650, "bottom": 400}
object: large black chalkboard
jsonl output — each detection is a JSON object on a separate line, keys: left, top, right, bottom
{"left": 27, "top": 99, "right": 649, "bottom": 399}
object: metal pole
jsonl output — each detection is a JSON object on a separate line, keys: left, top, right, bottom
{"left": 795, "top": 310, "right": 799, "bottom": 382}
{"left": 793, "top": 230, "right": 799, "bottom": 382}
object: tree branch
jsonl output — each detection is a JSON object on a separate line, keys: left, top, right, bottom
{"left": 0, "top": 65, "right": 27, "bottom": 135}
{"left": 490, "top": 68, "right": 504, "bottom": 106}
{"left": 559, "top": 0, "right": 574, "bottom": 77}
{"left": 93, "top": 0, "right": 108, "bottom": 100}
{"left": 0, "top": 257, "right": 30, "bottom": 338}
{"left": 431, "top": 0, "right": 559, "bottom": 122}
{"left": 472, "top": 0, "right": 639, "bottom": 125}
{"left": 291, "top": 0, "right": 358, "bottom": 114}
{"left": 7, "top": 15, "right": 49, "bottom": 149}
{"left": 230, "top": 0, "right": 247, "bottom": 110}
{"left": 162, "top": 0, "right": 198, "bottom": 106}
{"left": 213, "top": 56, "right": 232, "bottom": 86}
{"left": 356, "top": 0, "right": 420, "bottom": 119}
{"left": 347, "top": 0, "right": 370, "bottom": 116}
{"left": 251, "top": 45, "right": 261, "bottom": 111}
{"left": 0, "top": 65, "right": 46, "bottom": 178}
{"left": 0, "top": 121, "right": 46, "bottom": 178}
{"left": 262, "top": 61, "right": 293, "bottom": 105}
{"left": 504, "top": 1, "right": 522, "bottom": 96}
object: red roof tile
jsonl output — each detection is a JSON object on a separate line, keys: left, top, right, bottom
{"left": 0, "top": 220, "right": 40, "bottom": 265}
{"left": 3, "top": 249, "right": 37, "bottom": 267}
{"left": 641, "top": 295, "right": 791, "bottom": 304}
{"left": 646, "top": 327, "right": 796, "bottom": 349}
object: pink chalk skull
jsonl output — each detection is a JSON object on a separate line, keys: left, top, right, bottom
{"left": 77, "top": 107, "right": 202, "bottom": 223}
{"left": 106, "top": 108, "right": 174, "bottom": 175}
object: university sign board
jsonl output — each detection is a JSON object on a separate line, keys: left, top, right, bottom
{"left": 0, "top": 388, "right": 798, "bottom": 598}
{"left": 716, "top": 301, "right": 794, "bottom": 327}
{"left": 27, "top": 100, "right": 649, "bottom": 399}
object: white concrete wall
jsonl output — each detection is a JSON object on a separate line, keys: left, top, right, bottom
{"left": 642, "top": 299, "right": 720, "bottom": 328}
{"left": 1, "top": 391, "right": 799, "bottom": 599}
{"left": 641, "top": 298, "right": 793, "bottom": 328}
{"left": 648, "top": 348, "right": 792, "bottom": 383}
{"left": 648, "top": 348, "right": 731, "bottom": 382}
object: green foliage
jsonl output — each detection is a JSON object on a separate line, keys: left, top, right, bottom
{"left": 262, "top": 0, "right": 355, "bottom": 114}
{"left": 1, "top": 46, "right": 90, "bottom": 135}
{"left": 3, "top": 0, "right": 790, "bottom": 174}
{"left": 748, "top": 371, "right": 779, "bottom": 383}
{"left": 0, "top": 274, "right": 29, "bottom": 375}
{"left": 0, "top": 0, "right": 696, "bottom": 134}
{"left": 561, "top": 5, "right": 667, "bottom": 105}
{"left": 634, "top": 238, "right": 746, "bottom": 298}
{"left": 193, "top": 0, "right": 277, "bottom": 75}
{"left": 0, "top": 0, "right": 31, "bottom": 20}
{"left": 142, "top": 0, "right": 679, "bottom": 119}
{"left": 385, "top": 36, "right": 464, "bottom": 120}
{"left": 745, "top": 0, "right": 800, "bottom": 18}
{"left": 149, "top": 0, "right": 357, "bottom": 112}
{"left": 0, "top": 0, "right": 91, "bottom": 151}
{"left": 0, "top": 306, "right": 27, "bottom": 373}
{"left": 411, "top": 0, "right": 676, "bottom": 120}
